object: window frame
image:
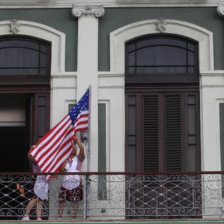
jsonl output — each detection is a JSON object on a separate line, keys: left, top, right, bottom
{"left": 0, "top": 36, "right": 51, "bottom": 86}
{"left": 125, "top": 34, "right": 199, "bottom": 85}
{"left": 125, "top": 85, "right": 201, "bottom": 172}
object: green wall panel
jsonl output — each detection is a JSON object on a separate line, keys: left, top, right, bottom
{"left": 98, "top": 103, "right": 106, "bottom": 172}
{"left": 220, "top": 103, "right": 224, "bottom": 171}
{"left": 98, "top": 103, "right": 107, "bottom": 200}
{"left": 99, "top": 7, "right": 224, "bottom": 71}
{"left": 0, "top": 9, "right": 77, "bottom": 71}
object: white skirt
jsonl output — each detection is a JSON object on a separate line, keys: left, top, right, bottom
{"left": 62, "top": 174, "right": 80, "bottom": 190}
{"left": 34, "top": 175, "right": 49, "bottom": 200}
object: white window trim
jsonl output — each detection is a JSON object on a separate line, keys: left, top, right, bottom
{"left": 0, "top": 20, "right": 66, "bottom": 73}
{"left": 110, "top": 19, "right": 214, "bottom": 74}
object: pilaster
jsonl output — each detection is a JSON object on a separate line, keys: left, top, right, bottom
{"left": 72, "top": 5, "right": 104, "bottom": 171}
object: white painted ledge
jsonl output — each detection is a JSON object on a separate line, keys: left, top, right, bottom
{"left": 0, "top": 0, "right": 223, "bottom": 8}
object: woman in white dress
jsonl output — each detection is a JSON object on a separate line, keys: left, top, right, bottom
{"left": 58, "top": 134, "right": 85, "bottom": 220}
{"left": 22, "top": 145, "right": 49, "bottom": 221}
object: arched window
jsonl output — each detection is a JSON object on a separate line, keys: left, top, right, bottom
{"left": 125, "top": 35, "right": 198, "bottom": 84}
{"left": 125, "top": 34, "right": 200, "bottom": 172}
{"left": 0, "top": 36, "right": 51, "bottom": 84}
{"left": 125, "top": 34, "right": 201, "bottom": 217}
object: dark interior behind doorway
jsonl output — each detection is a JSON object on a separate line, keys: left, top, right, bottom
{"left": 0, "top": 127, "right": 29, "bottom": 172}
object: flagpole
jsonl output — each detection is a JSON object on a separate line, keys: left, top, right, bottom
{"left": 87, "top": 85, "right": 91, "bottom": 172}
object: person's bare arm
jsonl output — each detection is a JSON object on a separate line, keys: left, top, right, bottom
{"left": 28, "top": 145, "right": 36, "bottom": 162}
{"left": 74, "top": 134, "right": 85, "bottom": 161}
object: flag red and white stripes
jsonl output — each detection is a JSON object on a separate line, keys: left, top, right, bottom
{"left": 29, "top": 89, "right": 89, "bottom": 180}
{"left": 73, "top": 111, "right": 89, "bottom": 133}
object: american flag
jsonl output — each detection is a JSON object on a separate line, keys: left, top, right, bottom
{"left": 29, "top": 89, "right": 89, "bottom": 180}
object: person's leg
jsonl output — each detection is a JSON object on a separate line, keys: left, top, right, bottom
{"left": 58, "top": 199, "right": 65, "bottom": 219}
{"left": 72, "top": 201, "right": 79, "bottom": 219}
{"left": 72, "top": 186, "right": 83, "bottom": 219}
{"left": 22, "top": 197, "right": 37, "bottom": 219}
{"left": 58, "top": 187, "right": 66, "bottom": 219}
{"left": 36, "top": 198, "right": 43, "bottom": 220}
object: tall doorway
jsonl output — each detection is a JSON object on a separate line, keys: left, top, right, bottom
{"left": 125, "top": 35, "right": 201, "bottom": 218}
{"left": 126, "top": 87, "right": 200, "bottom": 172}
{"left": 0, "top": 93, "right": 50, "bottom": 172}
{"left": 0, "top": 36, "right": 51, "bottom": 172}
{"left": 0, "top": 36, "right": 51, "bottom": 219}
{"left": 0, "top": 94, "right": 30, "bottom": 172}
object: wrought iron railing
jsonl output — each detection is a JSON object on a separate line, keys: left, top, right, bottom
{"left": 0, "top": 172, "right": 224, "bottom": 220}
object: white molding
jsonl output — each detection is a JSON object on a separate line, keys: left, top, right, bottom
{"left": 217, "top": 3, "right": 224, "bottom": 16}
{"left": 0, "top": 20, "right": 65, "bottom": 73}
{"left": 99, "top": 72, "right": 124, "bottom": 88}
{"left": 201, "top": 72, "right": 224, "bottom": 87}
{"left": 51, "top": 75, "right": 76, "bottom": 78}
{"left": 51, "top": 72, "right": 77, "bottom": 78}
{"left": 72, "top": 5, "right": 105, "bottom": 18}
{"left": 98, "top": 72, "right": 124, "bottom": 77}
{"left": 201, "top": 71, "right": 224, "bottom": 76}
{"left": 110, "top": 19, "right": 214, "bottom": 73}
{"left": 51, "top": 87, "right": 76, "bottom": 89}
{"left": 201, "top": 85, "right": 224, "bottom": 87}
{"left": 116, "top": 0, "right": 224, "bottom": 6}
{"left": 0, "top": 0, "right": 223, "bottom": 8}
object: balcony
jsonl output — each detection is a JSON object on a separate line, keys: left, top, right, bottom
{"left": 0, "top": 172, "right": 224, "bottom": 223}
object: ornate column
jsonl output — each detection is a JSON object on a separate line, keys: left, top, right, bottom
{"left": 72, "top": 5, "right": 105, "bottom": 171}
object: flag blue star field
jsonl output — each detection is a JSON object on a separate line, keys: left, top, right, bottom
{"left": 30, "top": 89, "right": 89, "bottom": 179}
{"left": 69, "top": 89, "right": 89, "bottom": 132}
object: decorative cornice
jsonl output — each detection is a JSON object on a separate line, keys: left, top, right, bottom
{"left": 0, "top": 0, "right": 223, "bottom": 8}
{"left": 117, "top": 0, "right": 214, "bottom": 4}
{"left": 217, "top": 4, "right": 224, "bottom": 16}
{"left": 72, "top": 5, "right": 105, "bottom": 18}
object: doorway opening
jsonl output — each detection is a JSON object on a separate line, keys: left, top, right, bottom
{"left": 125, "top": 34, "right": 201, "bottom": 218}
{"left": 0, "top": 35, "right": 51, "bottom": 220}
{"left": 0, "top": 94, "right": 31, "bottom": 172}
{"left": 0, "top": 36, "right": 51, "bottom": 172}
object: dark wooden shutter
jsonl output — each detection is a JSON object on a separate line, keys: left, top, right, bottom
{"left": 127, "top": 88, "right": 200, "bottom": 173}
{"left": 37, "top": 95, "right": 50, "bottom": 139}
{"left": 126, "top": 95, "right": 137, "bottom": 171}
{"left": 165, "top": 95, "right": 182, "bottom": 171}
{"left": 32, "top": 93, "right": 50, "bottom": 143}
{"left": 143, "top": 95, "right": 159, "bottom": 171}
{"left": 143, "top": 94, "right": 182, "bottom": 172}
